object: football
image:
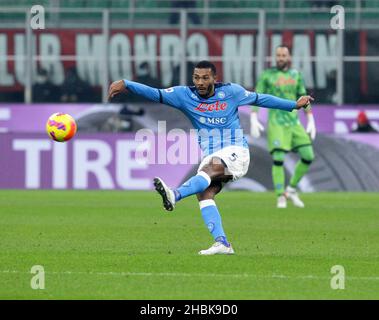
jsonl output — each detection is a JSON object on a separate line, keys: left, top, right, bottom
{"left": 46, "top": 113, "right": 77, "bottom": 142}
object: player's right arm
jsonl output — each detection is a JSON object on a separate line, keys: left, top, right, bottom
{"left": 234, "top": 83, "right": 313, "bottom": 111}
{"left": 108, "top": 79, "right": 184, "bottom": 109}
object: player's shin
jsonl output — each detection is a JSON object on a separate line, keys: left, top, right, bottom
{"left": 272, "top": 160, "right": 285, "bottom": 196}
{"left": 289, "top": 158, "right": 312, "bottom": 187}
{"left": 174, "top": 171, "right": 211, "bottom": 202}
{"left": 199, "top": 200, "right": 229, "bottom": 247}
{"left": 290, "top": 146, "right": 314, "bottom": 187}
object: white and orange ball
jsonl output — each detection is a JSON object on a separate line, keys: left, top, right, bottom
{"left": 46, "top": 113, "right": 77, "bottom": 142}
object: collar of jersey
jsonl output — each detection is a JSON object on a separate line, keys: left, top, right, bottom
{"left": 189, "top": 82, "right": 225, "bottom": 100}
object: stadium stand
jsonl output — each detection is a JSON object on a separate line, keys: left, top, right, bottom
{"left": 1, "top": 1, "right": 378, "bottom": 25}
{"left": 1, "top": 0, "right": 379, "bottom": 9}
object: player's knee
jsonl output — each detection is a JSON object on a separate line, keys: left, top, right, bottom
{"left": 209, "top": 157, "right": 227, "bottom": 174}
{"left": 273, "top": 160, "right": 284, "bottom": 166}
{"left": 196, "top": 182, "right": 222, "bottom": 201}
{"left": 301, "top": 150, "right": 315, "bottom": 164}
{"left": 197, "top": 190, "right": 215, "bottom": 201}
{"left": 301, "top": 158, "right": 313, "bottom": 165}
{"left": 272, "top": 151, "right": 285, "bottom": 165}
{"left": 298, "top": 146, "right": 314, "bottom": 163}
{"left": 201, "top": 157, "right": 227, "bottom": 178}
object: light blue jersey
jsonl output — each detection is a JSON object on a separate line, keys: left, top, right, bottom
{"left": 124, "top": 80, "right": 297, "bottom": 156}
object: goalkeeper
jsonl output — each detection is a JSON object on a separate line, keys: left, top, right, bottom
{"left": 250, "top": 45, "right": 316, "bottom": 208}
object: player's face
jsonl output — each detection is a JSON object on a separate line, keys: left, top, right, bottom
{"left": 192, "top": 68, "right": 216, "bottom": 97}
{"left": 276, "top": 47, "right": 291, "bottom": 70}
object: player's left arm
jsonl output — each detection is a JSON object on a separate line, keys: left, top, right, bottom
{"left": 256, "top": 94, "right": 313, "bottom": 111}
{"left": 297, "top": 73, "right": 316, "bottom": 140}
{"left": 234, "top": 83, "right": 313, "bottom": 112}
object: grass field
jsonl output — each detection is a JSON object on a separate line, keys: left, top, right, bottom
{"left": 0, "top": 190, "right": 378, "bottom": 300}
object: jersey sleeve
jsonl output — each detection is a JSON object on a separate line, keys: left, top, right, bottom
{"left": 123, "top": 80, "right": 185, "bottom": 109}
{"left": 255, "top": 93, "right": 296, "bottom": 111}
{"left": 232, "top": 83, "right": 260, "bottom": 106}
{"left": 158, "top": 86, "right": 187, "bottom": 109}
{"left": 232, "top": 83, "right": 295, "bottom": 111}
{"left": 124, "top": 80, "right": 160, "bottom": 102}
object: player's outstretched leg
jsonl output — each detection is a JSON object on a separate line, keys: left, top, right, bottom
{"left": 154, "top": 171, "right": 211, "bottom": 211}
{"left": 286, "top": 145, "right": 314, "bottom": 208}
{"left": 153, "top": 177, "right": 176, "bottom": 211}
{"left": 197, "top": 182, "right": 234, "bottom": 255}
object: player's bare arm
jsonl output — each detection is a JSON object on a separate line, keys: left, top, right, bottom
{"left": 108, "top": 80, "right": 127, "bottom": 101}
{"left": 295, "top": 95, "right": 314, "bottom": 109}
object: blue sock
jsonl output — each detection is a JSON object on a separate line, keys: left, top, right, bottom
{"left": 200, "top": 200, "right": 229, "bottom": 247}
{"left": 175, "top": 172, "right": 211, "bottom": 202}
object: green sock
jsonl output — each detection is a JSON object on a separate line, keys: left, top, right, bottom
{"left": 273, "top": 164, "right": 285, "bottom": 196}
{"left": 289, "top": 160, "right": 311, "bottom": 188}
{"left": 272, "top": 151, "right": 286, "bottom": 196}
{"left": 290, "top": 145, "right": 314, "bottom": 188}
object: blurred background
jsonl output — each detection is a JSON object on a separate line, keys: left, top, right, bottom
{"left": 0, "top": 0, "right": 378, "bottom": 192}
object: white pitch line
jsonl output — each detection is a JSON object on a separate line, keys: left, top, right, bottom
{"left": 1, "top": 270, "right": 379, "bottom": 281}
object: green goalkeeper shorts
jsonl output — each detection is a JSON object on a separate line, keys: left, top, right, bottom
{"left": 267, "top": 123, "right": 312, "bottom": 153}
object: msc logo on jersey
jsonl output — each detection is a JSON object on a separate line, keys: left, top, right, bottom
{"left": 164, "top": 87, "right": 174, "bottom": 93}
{"left": 195, "top": 101, "right": 228, "bottom": 112}
{"left": 200, "top": 117, "right": 227, "bottom": 124}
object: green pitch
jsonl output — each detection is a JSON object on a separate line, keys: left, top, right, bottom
{"left": 0, "top": 190, "right": 378, "bottom": 299}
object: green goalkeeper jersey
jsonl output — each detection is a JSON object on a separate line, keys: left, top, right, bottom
{"left": 253, "top": 67, "right": 308, "bottom": 126}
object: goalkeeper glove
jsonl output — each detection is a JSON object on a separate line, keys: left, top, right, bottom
{"left": 306, "top": 113, "right": 316, "bottom": 140}
{"left": 250, "top": 112, "right": 265, "bottom": 138}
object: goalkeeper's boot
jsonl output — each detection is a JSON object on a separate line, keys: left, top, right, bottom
{"left": 277, "top": 194, "right": 287, "bottom": 208}
{"left": 285, "top": 186, "right": 305, "bottom": 208}
{"left": 198, "top": 242, "right": 235, "bottom": 255}
{"left": 153, "top": 177, "right": 176, "bottom": 211}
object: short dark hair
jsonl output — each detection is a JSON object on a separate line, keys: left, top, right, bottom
{"left": 276, "top": 44, "right": 291, "bottom": 54}
{"left": 194, "top": 60, "right": 217, "bottom": 75}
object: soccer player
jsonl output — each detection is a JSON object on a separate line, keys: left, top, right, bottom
{"left": 250, "top": 45, "right": 316, "bottom": 208}
{"left": 109, "top": 60, "right": 313, "bottom": 255}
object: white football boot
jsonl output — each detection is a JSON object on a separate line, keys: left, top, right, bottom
{"left": 153, "top": 177, "right": 176, "bottom": 211}
{"left": 277, "top": 194, "right": 287, "bottom": 208}
{"left": 198, "top": 242, "right": 235, "bottom": 255}
{"left": 285, "top": 186, "right": 305, "bottom": 208}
